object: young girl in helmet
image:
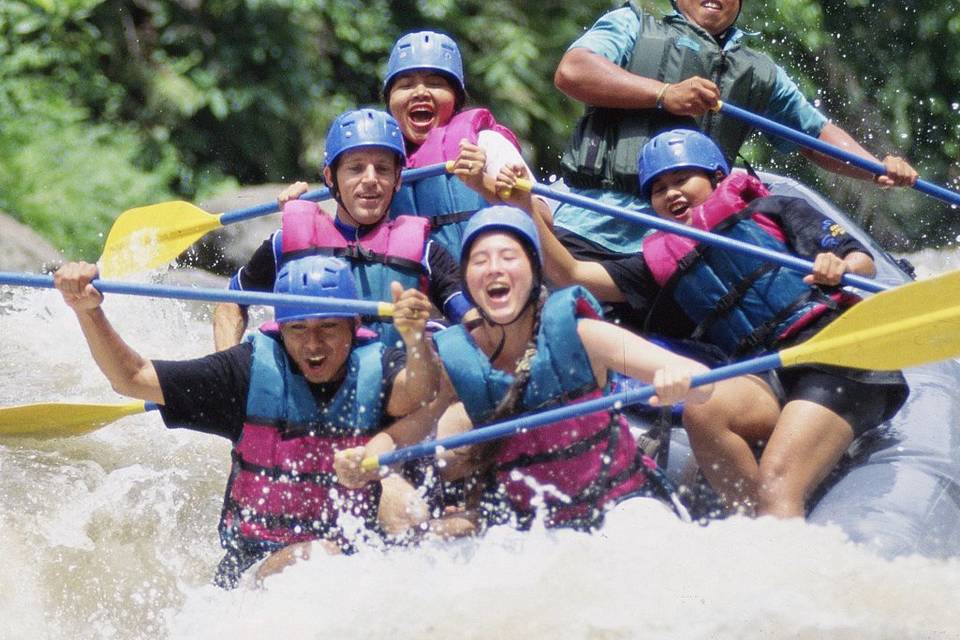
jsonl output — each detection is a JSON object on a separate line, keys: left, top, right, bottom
{"left": 382, "top": 30, "right": 554, "bottom": 263}
{"left": 495, "top": 128, "right": 909, "bottom": 518}
{"left": 337, "top": 205, "right": 723, "bottom": 534}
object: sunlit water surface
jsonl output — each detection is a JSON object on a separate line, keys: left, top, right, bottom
{"left": 2, "top": 254, "right": 959, "bottom": 639}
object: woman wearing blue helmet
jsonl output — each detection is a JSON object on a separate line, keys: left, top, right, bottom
{"left": 214, "top": 108, "right": 469, "bottom": 351}
{"left": 336, "top": 205, "right": 715, "bottom": 535}
{"left": 382, "top": 31, "right": 554, "bottom": 263}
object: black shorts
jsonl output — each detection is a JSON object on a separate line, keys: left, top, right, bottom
{"left": 770, "top": 365, "right": 910, "bottom": 437}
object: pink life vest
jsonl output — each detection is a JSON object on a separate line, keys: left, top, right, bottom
{"left": 280, "top": 200, "right": 431, "bottom": 344}
{"left": 643, "top": 173, "right": 784, "bottom": 287}
{"left": 405, "top": 108, "right": 520, "bottom": 167}
{"left": 221, "top": 332, "right": 386, "bottom": 549}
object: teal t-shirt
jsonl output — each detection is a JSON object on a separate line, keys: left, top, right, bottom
{"left": 555, "top": 8, "right": 828, "bottom": 254}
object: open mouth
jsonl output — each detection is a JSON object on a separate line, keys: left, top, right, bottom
{"left": 407, "top": 103, "right": 436, "bottom": 127}
{"left": 486, "top": 282, "right": 511, "bottom": 302}
{"left": 305, "top": 355, "right": 327, "bottom": 372}
{"left": 355, "top": 191, "right": 383, "bottom": 206}
{"left": 668, "top": 200, "right": 690, "bottom": 222}
{"left": 701, "top": 0, "right": 723, "bottom": 10}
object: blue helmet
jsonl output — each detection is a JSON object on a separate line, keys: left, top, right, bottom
{"left": 323, "top": 108, "right": 406, "bottom": 169}
{"left": 382, "top": 31, "right": 465, "bottom": 103}
{"left": 461, "top": 206, "right": 542, "bottom": 268}
{"left": 459, "top": 206, "right": 543, "bottom": 312}
{"left": 638, "top": 129, "right": 730, "bottom": 199}
{"left": 273, "top": 256, "right": 358, "bottom": 324}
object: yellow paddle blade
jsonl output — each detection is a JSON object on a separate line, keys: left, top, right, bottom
{"left": 781, "top": 270, "right": 960, "bottom": 371}
{"left": 99, "top": 202, "right": 223, "bottom": 277}
{"left": 0, "top": 401, "right": 149, "bottom": 439}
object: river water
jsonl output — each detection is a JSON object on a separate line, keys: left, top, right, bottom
{"left": 2, "top": 254, "right": 960, "bottom": 639}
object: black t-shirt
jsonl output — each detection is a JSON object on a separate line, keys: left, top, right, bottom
{"left": 600, "top": 195, "right": 874, "bottom": 340}
{"left": 234, "top": 230, "right": 463, "bottom": 313}
{"left": 153, "top": 341, "right": 406, "bottom": 442}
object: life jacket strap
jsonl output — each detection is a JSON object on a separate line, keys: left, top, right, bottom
{"left": 429, "top": 210, "right": 475, "bottom": 228}
{"left": 690, "top": 261, "right": 778, "bottom": 342}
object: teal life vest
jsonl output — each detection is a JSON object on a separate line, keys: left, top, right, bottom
{"left": 434, "top": 286, "right": 651, "bottom": 529}
{"left": 642, "top": 174, "right": 850, "bottom": 357}
{"left": 561, "top": 2, "right": 778, "bottom": 194}
{"left": 220, "top": 331, "right": 386, "bottom": 553}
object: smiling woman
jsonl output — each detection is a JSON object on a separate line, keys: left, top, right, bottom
{"left": 382, "top": 30, "right": 553, "bottom": 263}
{"left": 333, "top": 205, "right": 726, "bottom": 536}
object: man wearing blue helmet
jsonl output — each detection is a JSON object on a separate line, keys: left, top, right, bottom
{"left": 551, "top": 0, "right": 917, "bottom": 261}
{"left": 381, "top": 30, "right": 554, "bottom": 262}
{"left": 53, "top": 255, "right": 440, "bottom": 588}
{"left": 497, "top": 129, "right": 908, "bottom": 520}
{"left": 214, "top": 108, "right": 469, "bottom": 351}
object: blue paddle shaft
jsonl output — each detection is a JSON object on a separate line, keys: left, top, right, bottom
{"left": 219, "top": 163, "right": 450, "bottom": 225}
{"left": 0, "top": 272, "right": 388, "bottom": 316}
{"left": 719, "top": 101, "right": 960, "bottom": 209}
{"left": 531, "top": 183, "right": 888, "bottom": 294}
{"left": 375, "top": 353, "right": 783, "bottom": 467}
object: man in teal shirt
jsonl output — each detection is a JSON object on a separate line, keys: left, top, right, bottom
{"left": 553, "top": 0, "right": 918, "bottom": 259}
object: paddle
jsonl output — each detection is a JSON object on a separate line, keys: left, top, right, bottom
{"left": 716, "top": 100, "right": 960, "bottom": 208}
{"left": 0, "top": 272, "right": 395, "bottom": 317}
{"left": 0, "top": 401, "right": 159, "bottom": 439}
{"left": 98, "top": 161, "right": 453, "bottom": 277}
{"left": 513, "top": 178, "right": 890, "bottom": 293}
{"left": 362, "top": 267, "right": 960, "bottom": 470}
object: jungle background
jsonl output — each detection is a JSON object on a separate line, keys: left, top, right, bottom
{"left": 2, "top": 0, "right": 958, "bottom": 262}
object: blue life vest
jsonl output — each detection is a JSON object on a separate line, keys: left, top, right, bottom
{"left": 642, "top": 174, "right": 843, "bottom": 357}
{"left": 434, "top": 286, "right": 651, "bottom": 529}
{"left": 219, "top": 331, "right": 386, "bottom": 553}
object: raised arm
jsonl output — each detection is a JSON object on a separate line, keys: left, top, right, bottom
{"left": 384, "top": 282, "right": 441, "bottom": 417}
{"left": 213, "top": 303, "right": 248, "bottom": 351}
{"left": 494, "top": 163, "right": 627, "bottom": 302}
{"left": 54, "top": 262, "right": 163, "bottom": 403}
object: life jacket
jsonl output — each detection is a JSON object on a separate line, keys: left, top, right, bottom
{"left": 641, "top": 173, "right": 855, "bottom": 357}
{"left": 560, "top": 2, "right": 778, "bottom": 193}
{"left": 434, "top": 286, "right": 652, "bottom": 530}
{"left": 219, "top": 330, "right": 386, "bottom": 554}
{"left": 280, "top": 199, "right": 430, "bottom": 345}
{"left": 390, "top": 108, "right": 521, "bottom": 261}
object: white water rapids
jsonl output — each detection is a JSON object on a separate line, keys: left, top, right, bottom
{"left": 2, "top": 252, "right": 960, "bottom": 640}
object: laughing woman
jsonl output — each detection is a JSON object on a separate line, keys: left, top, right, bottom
{"left": 336, "top": 206, "right": 725, "bottom": 534}
{"left": 383, "top": 30, "right": 553, "bottom": 262}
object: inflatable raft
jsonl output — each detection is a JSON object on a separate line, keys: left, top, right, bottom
{"left": 637, "top": 171, "right": 960, "bottom": 559}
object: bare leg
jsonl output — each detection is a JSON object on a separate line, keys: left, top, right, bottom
{"left": 681, "top": 375, "right": 780, "bottom": 513}
{"left": 756, "top": 399, "right": 855, "bottom": 518}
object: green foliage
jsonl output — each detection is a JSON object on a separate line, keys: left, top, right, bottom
{"left": 2, "top": 0, "right": 959, "bottom": 259}
{"left": 741, "top": 1, "right": 960, "bottom": 248}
